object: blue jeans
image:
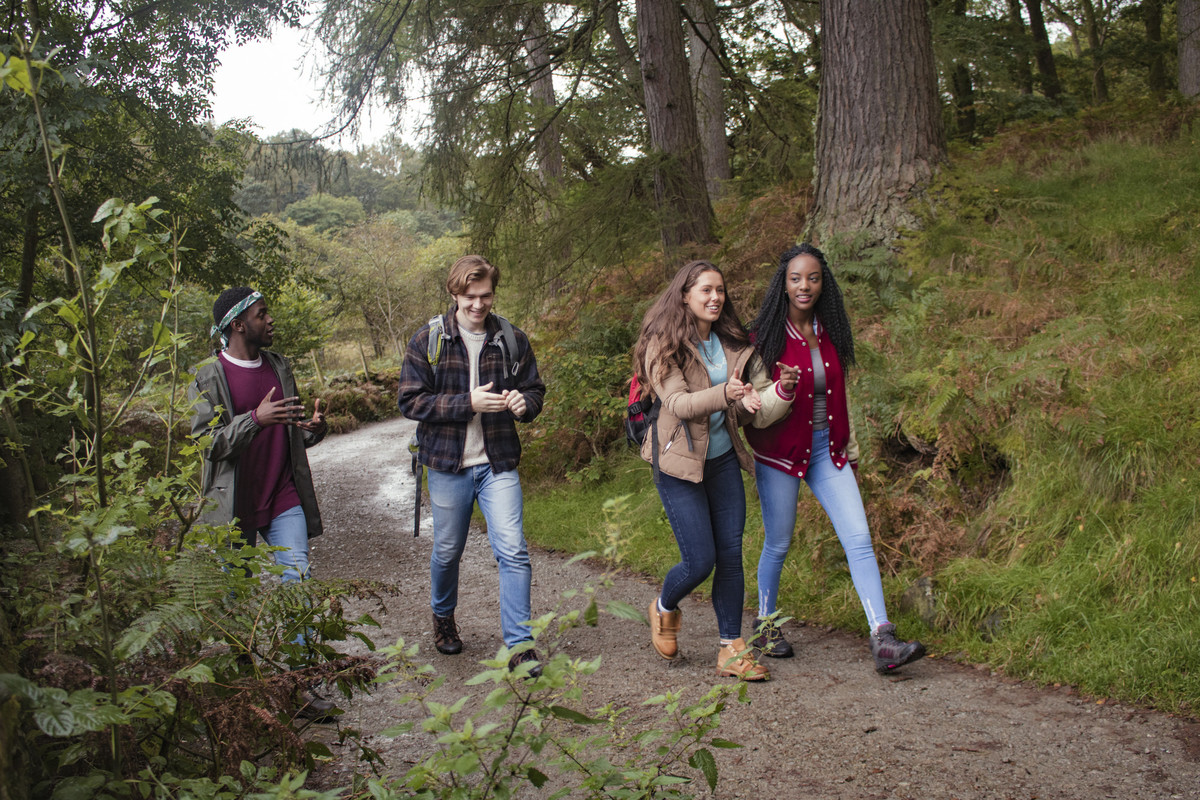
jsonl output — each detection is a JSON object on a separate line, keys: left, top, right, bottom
{"left": 254, "top": 505, "right": 310, "bottom": 584}
{"left": 655, "top": 449, "right": 747, "bottom": 641}
{"left": 250, "top": 504, "right": 310, "bottom": 645}
{"left": 755, "top": 428, "right": 888, "bottom": 630}
{"left": 427, "top": 464, "right": 533, "bottom": 647}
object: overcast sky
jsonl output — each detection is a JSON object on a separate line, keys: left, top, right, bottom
{"left": 210, "top": 23, "right": 396, "bottom": 148}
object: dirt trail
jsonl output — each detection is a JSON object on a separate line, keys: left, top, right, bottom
{"left": 305, "top": 416, "right": 1200, "bottom": 799}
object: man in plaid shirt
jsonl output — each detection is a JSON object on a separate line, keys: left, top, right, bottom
{"left": 398, "top": 255, "right": 546, "bottom": 676}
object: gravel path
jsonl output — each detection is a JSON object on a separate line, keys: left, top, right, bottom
{"left": 305, "top": 416, "right": 1200, "bottom": 799}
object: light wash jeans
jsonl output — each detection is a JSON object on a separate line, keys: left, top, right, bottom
{"left": 251, "top": 504, "right": 310, "bottom": 645}
{"left": 427, "top": 464, "right": 533, "bottom": 647}
{"left": 255, "top": 504, "right": 310, "bottom": 584}
{"left": 655, "top": 449, "right": 747, "bottom": 641}
{"left": 755, "top": 428, "right": 888, "bottom": 630}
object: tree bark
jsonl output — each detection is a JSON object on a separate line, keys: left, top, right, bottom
{"left": 603, "top": 0, "right": 646, "bottom": 107}
{"left": 1079, "top": 0, "right": 1109, "bottom": 103}
{"left": 1025, "top": 0, "right": 1063, "bottom": 100}
{"left": 522, "top": 6, "right": 564, "bottom": 192}
{"left": 636, "top": 0, "right": 715, "bottom": 255}
{"left": 1143, "top": 0, "right": 1166, "bottom": 101}
{"left": 810, "top": 0, "right": 946, "bottom": 240}
{"left": 948, "top": 0, "right": 976, "bottom": 139}
{"left": 1180, "top": 0, "right": 1200, "bottom": 97}
{"left": 1008, "top": 0, "right": 1034, "bottom": 94}
{"left": 684, "top": 0, "right": 731, "bottom": 201}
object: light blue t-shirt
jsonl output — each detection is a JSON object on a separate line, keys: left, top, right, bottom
{"left": 698, "top": 333, "right": 733, "bottom": 459}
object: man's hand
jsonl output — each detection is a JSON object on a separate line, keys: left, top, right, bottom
{"left": 503, "top": 389, "right": 527, "bottom": 418}
{"left": 255, "top": 386, "right": 305, "bottom": 426}
{"left": 297, "top": 398, "right": 328, "bottom": 435}
{"left": 470, "top": 381, "right": 509, "bottom": 413}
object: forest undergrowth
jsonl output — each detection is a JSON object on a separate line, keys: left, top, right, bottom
{"left": 524, "top": 103, "right": 1200, "bottom": 717}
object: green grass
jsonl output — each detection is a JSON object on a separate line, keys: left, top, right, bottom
{"left": 526, "top": 110, "right": 1200, "bottom": 715}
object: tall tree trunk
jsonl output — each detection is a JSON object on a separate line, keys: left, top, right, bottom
{"left": 684, "top": 0, "right": 731, "bottom": 201}
{"left": 522, "top": 6, "right": 564, "bottom": 192}
{"left": 1143, "top": 0, "right": 1166, "bottom": 101}
{"left": 949, "top": 0, "right": 976, "bottom": 139}
{"left": 1180, "top": 0, "right": 1200, "bottom": 97}
{"left": 1007, "top": 0, "right": 1034, "bottom": 94}
{"left": 810, "top": 0, "right": 946, "bottom": 240}
{"left": 1025, "top": 0, "right": 1063, "bottom": 100}
{"left": 1080, "top": 0, "right": 1109, "bottom": 103}
{"left": 603, "top": 0, "right": 645, "bottom": 107}
{"left": 636, "top": 0, "right": 715, "bottom": 257}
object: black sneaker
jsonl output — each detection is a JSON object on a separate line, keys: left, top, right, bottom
{"left": 870, "top": 623, "right": 926, "bottom": 674}
{"left": 507, "top": 648, "right": 543, "bottom": 679}
{"left": 295, "top": 689, "right": 338, "bottom": 723}
{"left": 433, "top": 612, "right": 462, "bottom": 655}
{"left": 749, "top": 617, "right": 794, "bottom": 658}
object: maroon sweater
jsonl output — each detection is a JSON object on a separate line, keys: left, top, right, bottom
{"left": 220, "top": 353, "right": 301, "bottom": 530}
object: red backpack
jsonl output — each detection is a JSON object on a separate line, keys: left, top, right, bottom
{"left": 624, "top": 375, "right": 659, "bottom": 446}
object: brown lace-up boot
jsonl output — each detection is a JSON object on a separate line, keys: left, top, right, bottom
{"left": 648, "top": 598, "right": 682, "bottom": 660}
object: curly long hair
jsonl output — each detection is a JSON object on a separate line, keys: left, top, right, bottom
{"left": 634, "top": 260, "right": 750, "bottom": 393}
{"left": 748, "top": 243, "right": 856, "bottom": 369}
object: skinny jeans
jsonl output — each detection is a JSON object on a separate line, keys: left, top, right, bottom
{"left": 755, "top": 428, "right": 888, "bottom": 630}
{"left": 655, "top": 449, "right": 747, "bottom": 641}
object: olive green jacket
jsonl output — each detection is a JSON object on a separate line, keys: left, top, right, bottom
{"left": 188, "top": 350, "right": 325, "bottom": 538}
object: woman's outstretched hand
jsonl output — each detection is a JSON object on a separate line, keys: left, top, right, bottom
{"left": 776, "top": 362, "right": 799, "bottom": 393}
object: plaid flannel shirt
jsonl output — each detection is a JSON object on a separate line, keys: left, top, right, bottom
{"left": 398, "top": 307, "right": 545, "bottom": 473}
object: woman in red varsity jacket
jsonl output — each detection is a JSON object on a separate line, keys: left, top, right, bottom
{"left": 744, "top": 244, "right": 926, "bottom": 674}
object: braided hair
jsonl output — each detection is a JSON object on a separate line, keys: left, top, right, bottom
{"left": 748, "top": 243, "right": 856, "bottom": 370}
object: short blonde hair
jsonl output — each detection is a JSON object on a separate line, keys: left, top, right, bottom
{"left": 446, "top": 255, "right": 500, "bottom": 295}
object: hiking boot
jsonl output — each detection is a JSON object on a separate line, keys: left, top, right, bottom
{"left": 716, "top": 638, "right": 770, "bottom": 681}
{"left": 507, "top": 648, "right": 543, "bottom": 679}
{"left": 870, "top": 623, "right": 926, "bottom": 674}
{"left": 749, "top": 617, "right": 794, "bottom": 659}
{"left": 648, "top": 598, "right": 682, "bottom": 660}
{"left": 295, "top": 689, "right": 338, "bottom": 723}
{"left": 433, "top": 612, "right": 462, "bottom": 655}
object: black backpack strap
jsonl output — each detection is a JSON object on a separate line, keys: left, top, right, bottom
{"left": 494, "top": 314, "right": 522, "bottom": 378}
{"left": 409, "top": 435, "right": 423, "bottom": 537}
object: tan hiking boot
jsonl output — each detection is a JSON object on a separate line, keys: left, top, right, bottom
{"left": 649, "top": 598, "right": 682, "bottom": 660}
{"left": 716, "top": 638, "right": 770, "bottom": 681}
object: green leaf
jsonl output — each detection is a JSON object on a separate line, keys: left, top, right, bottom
{"left": 0, "top": 55, "right": 33, "bottom": 95}
{"left": 91, "top": 198, "right": 123, "bottom": 224}
{"left": 604, "top": 600, "right": 646, "bottom": 623}
{"left": 50, "top": 774, "right": 107, "bottom": 800}
{"left": 173, "top": 664, "right": 215, "bottom": 684}
{"left": 688, "top": 748, "right": 718, "bottom": 791}
{"left": 34, "top": 701, "right": 76, "bottom": 736}
{"left": 709, "top": 738, "right": 742, "bottom": 749}
{"left": 584, "top": 597, "right": 599, "bottom": 627}
{"left": 547, "top": 705, "right": 603, "bottom": 724}
{"left": 307, "top": 741, "right": 334, "bottom": 759}
{"left": 527, "top": 767, "right": 549, "bottom": 788}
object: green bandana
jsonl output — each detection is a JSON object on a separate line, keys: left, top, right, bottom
{"left": 210, "top": 291, "right": 263, "bottom": 350}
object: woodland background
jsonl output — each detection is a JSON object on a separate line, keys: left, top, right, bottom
{"left": 1, "top": 0, "right": 1198, "bottom": 797}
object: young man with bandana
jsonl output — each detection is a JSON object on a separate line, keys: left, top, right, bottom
{"left": 189, "top": 286, "right": 333, "bottom": 719}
